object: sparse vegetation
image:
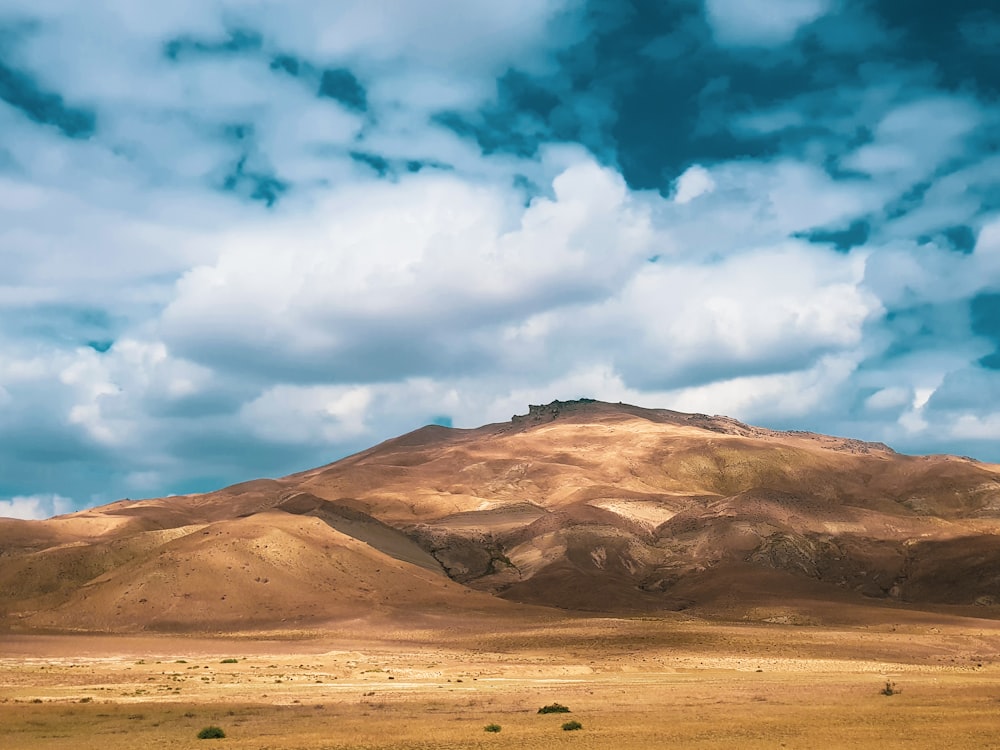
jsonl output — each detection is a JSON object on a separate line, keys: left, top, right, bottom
{"left": 538, "top": 702, "right": 571, "bottom": 714}
{"left": 5, "top": 636, "right": 1000, "bottom": 749}
{"left": 880, "top": 680, "right": 899, "bottom": 696}
{"left": 197, "top": 725, "right": 226, "bottom": 739}
{"left": 562, "top": 720, "right": 583, "bottom": 731}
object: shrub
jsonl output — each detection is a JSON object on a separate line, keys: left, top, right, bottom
{"left": 562, "top": 720, "right": 583, "bottom": 731}
{"left": 537, "top": 703, "right": 571, "bottom": 714}
{"left": 484, "top": 723, "right": 502, "bottom": 733}
{"left": 220, "top": 658, "right": 238, "bottom": 664}
{"left": 197, "top": 726, "right": 226, "bottom": 739}
{"left": 880, "top": 680, "right": 898, "bottom": 696}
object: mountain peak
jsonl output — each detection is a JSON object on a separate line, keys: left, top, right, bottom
{"left": 509, "top": 398, "right": 894, "bottom": 455}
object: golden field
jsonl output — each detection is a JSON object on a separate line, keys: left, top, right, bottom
{"left": 3, "top": 611, "right": 1000, "bottom": 749}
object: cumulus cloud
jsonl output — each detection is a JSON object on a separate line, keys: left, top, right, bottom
{"left": 0, "top": 494, "right": 73, "bottom": 520}
{"left": 671, "top": 164, "right": 715, "bottom": 204}
{"left": 160, "top": 155, "right": 653, "bottom": 382}
{"left": 240, "top": 385, "right": 372, "bottom": 444}
{"left": 610, "top": 243, "right": 880, "bottom": 389}
{"left": 2, "top": 1, "right": 1000, "bottom": 511}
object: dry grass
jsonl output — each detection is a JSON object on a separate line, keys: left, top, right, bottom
{"left": 3, "top": 672, "right": 999, "bottom": 749}
{"left": 2, "top": 615, "right": 1000, "bottom": 749}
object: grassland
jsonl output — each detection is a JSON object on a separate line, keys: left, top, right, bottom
{"left": 3, "top": 613, "right": 999, "bottom": 749}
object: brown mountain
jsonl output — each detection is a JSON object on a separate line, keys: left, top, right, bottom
{"left": 2, "top": 399, "right": 999, "bottom": 633}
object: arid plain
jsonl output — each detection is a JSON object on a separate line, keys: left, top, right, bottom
{"left": 4, "top": 613, "right": 1000, "bottom": 749}
{"left": 3, "top": 401, "right": 1000, "bottom": 748}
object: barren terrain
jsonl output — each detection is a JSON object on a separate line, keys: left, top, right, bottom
{"left": 3, "top": 611, "right": 1000, "bottom": 749}
{"left": 3, "top": 400, "right": 1000, "bottom": 633}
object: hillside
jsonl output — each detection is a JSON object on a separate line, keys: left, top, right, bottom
{"left": 2, "top": 399, "right": 999, "bottom": 632}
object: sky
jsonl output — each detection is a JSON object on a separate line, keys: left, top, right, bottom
{"left": 2, "top": 0, "right": 1000, "bottom": 519}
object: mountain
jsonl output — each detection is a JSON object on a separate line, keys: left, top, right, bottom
{"left": 2, "top": 399, "right": 999, "bottom": 633}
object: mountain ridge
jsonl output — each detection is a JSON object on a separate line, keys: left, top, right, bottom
{"left": 2, "top": 399, "right": 999, "bottom": 632}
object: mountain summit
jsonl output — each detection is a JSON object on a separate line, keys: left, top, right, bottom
{"left": 3, "top": 400, "right": 999, "bottom": 632}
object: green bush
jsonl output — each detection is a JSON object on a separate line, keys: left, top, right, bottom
{"left": 537, "top": 703, "right": 571, "bottom": 714}
{"left": 197, "top": 726, "right": 226, "bottom": 739}
{"left": 562, "top": 720, "right": 583, "bottom": 731}
{"left": 220, "top": 658, "right": 238, "bottom": 664}
{"left": 484, "top": 723, "right": 502, "bottom": 733}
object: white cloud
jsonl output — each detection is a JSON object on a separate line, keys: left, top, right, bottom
{"left": 659, "top": 160, "right": 879, "bottom": 261}
{"left": 240, "top": 385, "right": 372, "bottom": 444}
{"left": 0, "top": 494, "right": 73, "bottom": 520}
{"left": 672, "top": 164, "right": 715, "bottom": 204}
{"left": 704, "top": 0, "right": 832, "bottom": 46}
{"left": 0, "top": 0, "right": 586, "bottom": 331}
{"left": 950, "top": 413, "right": 1000, "bottom": 441}
{"left": 662, "top": 351, "right": 863, "bottom": 422}
{"left": 841, "top": 96, "right": 980, "bottom": 183}
{"left": 160, "top": 155, "right": 653, "bottom": 380}
{"left": 865, "top": 386, "right": 911, "bottom": 411}
{"left": 732, "top": 107, "right": 807, "bottom": 136}
{"left": 602, "top": 241, "right": 881, "bottom": 389}
{"left": 864, "top": 218, "right": 1000, "bottom": 309}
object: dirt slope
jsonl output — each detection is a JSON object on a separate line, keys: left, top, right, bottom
{"left": 2, "top": 399, "right": 999, "bottom": 632}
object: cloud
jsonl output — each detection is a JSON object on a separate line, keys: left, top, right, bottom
{"left": 2, "top": 0, "right": 1000, "bottom": 513}
{"left": 160, "top": 153, "right": 653, "bottom": 382}
{"left": 949, "top": 412, "right": 1000, "bottom": 441}
{"left": 609, "top": 242, "right": 880, "bottom": 389}
{"left": 864, "top": 239, "right": 1000, "bottom": 312}
{"left": 0, "top": 494, "right": 73, "bottom": 520}
{"left": 927, "top": 366, "right": 1000, "bottom": 412}
{"left": 240, "top": 385, "right": 372, "bottom": 444}
{"left": 704, "top": 0, "right": 833, "bottom": 46}
{"left": 840, "top": 96, "right": 981, "bottom": 183}
{"left": 671, "top": 164, "right": 715, "bottom": 204}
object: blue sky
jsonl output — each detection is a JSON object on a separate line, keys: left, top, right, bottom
{"left": 2, "top": 0, "right": 1000, "bottom": 519}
